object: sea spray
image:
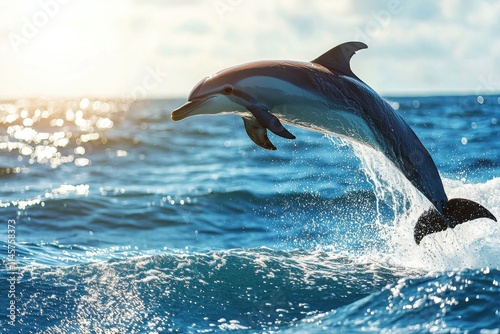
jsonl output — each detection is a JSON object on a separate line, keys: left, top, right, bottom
{"left": 340, "top": 135, "right": 500, "bottom": 271}
{"left": 323, "top": 135, "right": 426, "bottom": 247}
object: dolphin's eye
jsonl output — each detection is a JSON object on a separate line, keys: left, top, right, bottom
{"left": 223, "top": 86, "right": 233, "bottom": 94}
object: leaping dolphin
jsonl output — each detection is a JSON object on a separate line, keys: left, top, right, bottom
{"left": 171, "top": 41, "right": 496, "bottom": 244}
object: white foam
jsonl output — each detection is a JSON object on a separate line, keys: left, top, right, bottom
{"left": 392, "top": 177, "right": 500, "bottom": 272}
{"left": 344, "top": 138, "right": 500, "bottom": 272}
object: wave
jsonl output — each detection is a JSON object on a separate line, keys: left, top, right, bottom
{"left": 3, "top": 246, "right": 498, "bottom": 333}
{"left": 2, "top": 175, "right": 498, "bottom": 332}
{"left": 38, "top": 179, "right": 500, "bottom": 256}
{"left": 0, "top": 247, "right": 413, "bottom": 333}
{"left": 289, "top": 267, "right": 500, "bottom": 333}
{"left": 5, "top": 174, "right": 499, "bottom": 272}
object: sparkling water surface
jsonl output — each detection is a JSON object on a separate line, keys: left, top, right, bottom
{"left": 0, "top": 95, "right": 499, "bottom": 332}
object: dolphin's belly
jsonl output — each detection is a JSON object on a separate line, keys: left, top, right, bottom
{"left": 237, "top": 76, "right": 381, "bottom": 149}
{"left": 273, "top": 104, "right": 381, "bottom": 150}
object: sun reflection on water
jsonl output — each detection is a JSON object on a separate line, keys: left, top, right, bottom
{"left": 0, "top": 98, "right": 126, "bottom": 170}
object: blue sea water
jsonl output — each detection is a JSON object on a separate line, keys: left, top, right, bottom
{"left": 0, "top": 95, "right": 499, "bottom": 333}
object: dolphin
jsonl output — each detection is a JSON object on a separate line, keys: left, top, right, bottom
{"left": 171, "top": 41, "right": 496, "bottom": 244}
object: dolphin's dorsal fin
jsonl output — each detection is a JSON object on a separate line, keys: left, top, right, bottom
{"left": 312, "top": 41, "right": 367, "bottom": 79}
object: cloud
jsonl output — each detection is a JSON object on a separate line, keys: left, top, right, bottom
{"left": 0, "top": 0, "right": 499, "bottom": 98}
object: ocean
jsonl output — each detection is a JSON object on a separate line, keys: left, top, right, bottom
{"left": 0, "top": 95, "right": 499, "bottom": 333}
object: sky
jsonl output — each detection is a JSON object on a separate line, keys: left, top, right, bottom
{"left": 0, "top": 0, "right": 499, "bottom": 99}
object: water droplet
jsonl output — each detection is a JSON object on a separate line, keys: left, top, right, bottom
{"left": 461, "top": 137, "right": 468, "bottom": 145}
{"left": 471, "top": 122, "right": 477, "bottom": 129}
{"left": 390, "top": 101, "right": 400, "bottom": 110}
{"left": 477, "top": 96, "right": 484, "bottom": 104}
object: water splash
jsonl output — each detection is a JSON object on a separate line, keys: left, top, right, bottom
{"left": 324, "top": 136, "right": 500, "bottom": 272}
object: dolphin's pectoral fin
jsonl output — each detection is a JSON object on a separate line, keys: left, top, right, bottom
{"left": 247, "top": 105, "right": 296, "bottom": 140}
{"left": 242, "top": 117, "right": 277, "bottom": 150}
{"left": 312, "top": 41, "right": 367, "bottom": 81}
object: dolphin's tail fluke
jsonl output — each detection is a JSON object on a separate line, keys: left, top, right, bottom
{"left": 414, "top": 198, "right": 497, "bottom": 244}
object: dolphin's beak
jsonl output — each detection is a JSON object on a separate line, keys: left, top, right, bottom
{"left": 171, "top": 96, "right": 215, "bottom": 121}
